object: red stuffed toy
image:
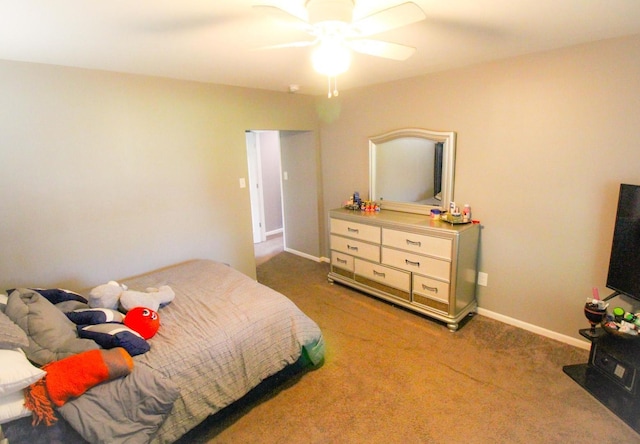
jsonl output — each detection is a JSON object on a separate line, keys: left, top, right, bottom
{"left": 124, "top": 307, "right": 160, "bottom": 339}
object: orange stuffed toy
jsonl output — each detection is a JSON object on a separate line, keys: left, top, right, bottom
{"left": 124, "top": 307, "right": 160, "bottom": 339}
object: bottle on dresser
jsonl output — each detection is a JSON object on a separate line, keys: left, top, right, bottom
{"left": 462, "top": 204, "right": 472, "bottom": 223}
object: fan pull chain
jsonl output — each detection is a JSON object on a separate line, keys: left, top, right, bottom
{"left": 327, "top": 75, "right": 340, "bottom": 98}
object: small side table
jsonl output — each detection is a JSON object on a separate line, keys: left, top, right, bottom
{"left": 563, "top": 328, "right": 640, "bottom": 434}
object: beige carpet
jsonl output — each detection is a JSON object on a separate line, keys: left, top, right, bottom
{"left": 254, "top": 233, "right": 284, "bottom": 266}
{"left": 179, "top": 252, "right": 639, "bottom": 444}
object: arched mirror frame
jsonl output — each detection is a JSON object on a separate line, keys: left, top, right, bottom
{"left": 369, "top": 128, "right": 456, "bottom": 215}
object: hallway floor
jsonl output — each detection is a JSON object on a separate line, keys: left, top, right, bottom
{"left": 254, "top": 233, "right": 283, "bottom": 266}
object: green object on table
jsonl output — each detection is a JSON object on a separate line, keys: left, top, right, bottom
{"left": 613, "top": 307, "right": 625, "bottom": 321}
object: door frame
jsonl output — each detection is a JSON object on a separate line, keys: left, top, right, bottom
{"left": 246, "top": 131, "right": 266, "bottom": 243}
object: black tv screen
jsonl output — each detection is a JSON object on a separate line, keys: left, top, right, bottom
{"left": 606, "top": 184, "right": 640, "bottom": 301}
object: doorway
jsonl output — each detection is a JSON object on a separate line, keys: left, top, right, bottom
{"left": 246, "top": 129, "right": 321, "bottom": 267}
{"left": 246, "top": 131, "right": 284, "bottom": 265}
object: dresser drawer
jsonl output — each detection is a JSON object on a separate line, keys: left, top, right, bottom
{"left": 331, "top": 251, "right": 354, "bottom": 271}
{"left": 382, "top": 247, "right": 450, "bottom": 281}
{"left": 413, "top": 274, "right": 449, "bottom": 304}
{"left": 355, "top": 259, "right": 410, "bottom": 292}
{"left": 330, "top": 218, "right": 381, "bottom": 243}
{"left": 330, "top": 235, "right": 380, "bottom": 262}
{"left": 382, "top": 228, "right": 452, "bottom": 260}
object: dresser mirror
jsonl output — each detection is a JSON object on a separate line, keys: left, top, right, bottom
{"left": 369, "top": 128, "right": 456, "bottom": 215}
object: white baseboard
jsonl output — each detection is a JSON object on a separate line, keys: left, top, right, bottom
{"left": 265, "top": 228, "right": 283, "bottom": 237}
{"left": 283, "top": 247, "right": 322, "bottom": 263}
{"left": 477, "top": 307, "right": 590, "bottom": 350}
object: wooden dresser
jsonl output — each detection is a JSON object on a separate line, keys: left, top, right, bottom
{"left": 328, "top": 208, "right": 480, "bottom": 331}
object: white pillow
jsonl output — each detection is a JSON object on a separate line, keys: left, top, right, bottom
{"left": 0, "top": 348, "right": 45, "bottom": 396}
{"left": 0, "top": 390, "right": 31, "bottom": 424}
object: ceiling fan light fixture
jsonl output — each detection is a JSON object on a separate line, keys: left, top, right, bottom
{"left": 255, "top": 0, "right": 425, "bottom": 97}
{"left": 311, "top": 39, "right": 351, "bottom": 76}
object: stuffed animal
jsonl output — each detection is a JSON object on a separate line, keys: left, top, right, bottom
{"left": 88, "top": 281, "right": 175, "bottom": 312}
{"left": 124, "top": 307, "right": 160, "bottom": 339}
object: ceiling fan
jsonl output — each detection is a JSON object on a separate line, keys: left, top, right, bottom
{"left": 253, "top": 0, "right": 427, "bottom": 96}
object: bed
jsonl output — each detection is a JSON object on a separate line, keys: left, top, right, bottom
{"left": 0, "top": 259, "right": 325, "bottom": 443}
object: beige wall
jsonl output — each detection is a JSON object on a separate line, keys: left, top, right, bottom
{"left": 0, "top": 60, "right": 319, "bottom": 289}
{"left": 318, "top": 34, "right": 640, "bottom": 340}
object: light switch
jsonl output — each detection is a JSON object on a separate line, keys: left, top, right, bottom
{"left": 239, "top": 178, "right": 246, "bottom": 188}
{"left": 283, "top": 171, "right": 288, "bottom": 180}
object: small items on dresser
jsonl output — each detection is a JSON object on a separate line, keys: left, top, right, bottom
{"left": 462, "top": 204, "right": 472, "bottom": 222}
{"left": 441, "top": 201, "right": 475, "bottom": 224}
{"left": 343, "top": 191, "right": 380, "bottom": 212}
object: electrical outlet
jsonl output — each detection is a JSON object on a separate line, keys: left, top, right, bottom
{"left": 478, "top": 272, "right": 488, "bottom": 287}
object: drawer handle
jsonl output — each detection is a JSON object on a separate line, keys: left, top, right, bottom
{"left": 405, "top": 259, "right": 420, "bottom": 267}
{"left": 337, "top": 258, "right": 347, "bottom": 264}
{"left": 347, "top": 245, "right": 359, "bottom": 251}
{"left": 422, "top": 284, "right": 438, "bottom": 293}
{"left": 373, "top": 270, "right": 386, "bottom": 278}
{"left": 347, "top": 227, "right": 360, "bottom": 234}
{"left": 406, "top": 239, "right": 422, "bottom": 247}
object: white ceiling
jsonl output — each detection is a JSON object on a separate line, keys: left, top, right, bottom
{"left": 1, "top": 1, "right": 640, "bottom": 96}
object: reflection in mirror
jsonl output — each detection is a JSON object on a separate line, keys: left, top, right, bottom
{"left": 374, "top": 137, "right": 442, "bottom": 204}
{"left": 369, "top": 128, "right": 456, "bottom": 215}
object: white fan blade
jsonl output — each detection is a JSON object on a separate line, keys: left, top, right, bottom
{"left": 347, "top": 39, "right": 416, "bottom": 61}
{"left": 252, "top": 4, "right": 311, "bottom": 32}
{"left": 255, "top": 40, "right": 318, "bottom": 51}
{"left": 353, "top": 2, "right": 426, "bottom": 37}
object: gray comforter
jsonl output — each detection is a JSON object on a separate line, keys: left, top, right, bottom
{"left": 121, "top": 259, "right": 324, "bottom": 444}
{"left": 6, "top": 259, "right": 324, "bottom": 443}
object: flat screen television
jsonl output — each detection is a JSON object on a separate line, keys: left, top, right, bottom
{"left": 606, "top": 183, "right": 640, "bottom": 302}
